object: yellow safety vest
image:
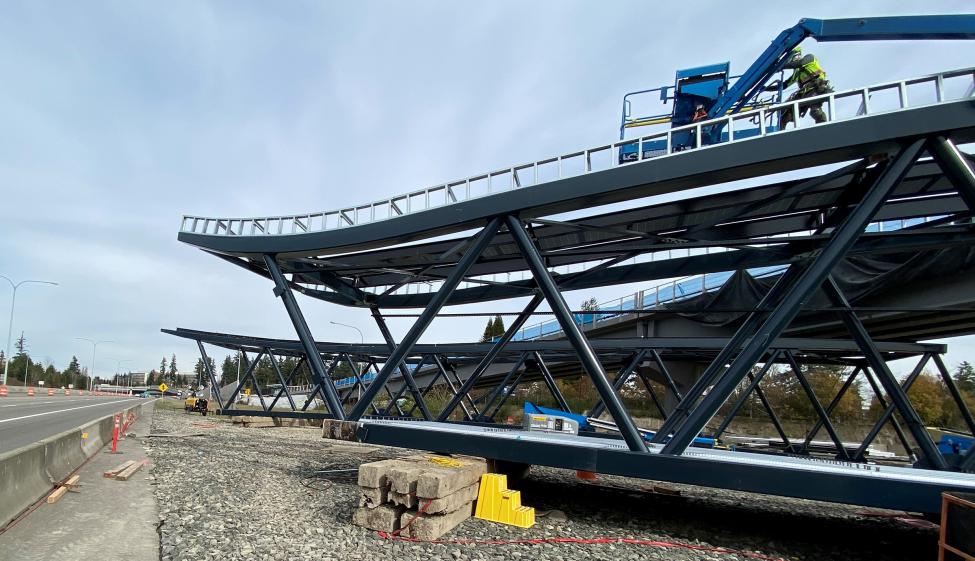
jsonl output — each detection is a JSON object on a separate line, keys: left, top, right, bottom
{"left": 785, "top": 57, "right": 827, "bottom": 90}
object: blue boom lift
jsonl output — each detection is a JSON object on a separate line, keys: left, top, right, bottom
{"left": 619, "top": 14, "right": 975, "bottom": 161}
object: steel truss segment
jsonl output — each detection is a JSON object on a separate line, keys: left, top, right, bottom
{"left": 488, "top": 356, "right": 530, "bottom": 420}
{"left": 505, "top": 214, "right": 648, "bottom": 453}
{"left": 649, "top": 350, "right": 683, "bottom": 403}
{"left": 264, "top": 350, "right": 296, "bottom": 411}
{"left": 437, "top": 293, "right": 545, "bottom": 421}
{"left": 798, "top": 366, "right": 862, "bottom": 455}
{"left": 302, "top": 360, "right": 339, "bottom": 412}
{"left": 223, "top": 349, "right": 263, "bottom": 410}
{"left": 652, "top": 263, "right": 808, "bottom": 444}
{"left": 821, "top": 275, "right": 948, "bottom": 469}
{"left": 371, "top": 307, "right": 432, "bottom": 420}
{"left": 264, "top": 254, "right": 346, "bottom": 419}
{"left": 338, "top": 353, "right": 381, "bottom": 415}
{"left": 712, "top": 351, "right": 784, "bottom": 441}
{"left": 853, "top": 362, "right": 923, "bottom": 462}
{"left": 588, "top": 350, "right": 647, "bottom": 419}
{"left": 348, "top": 216, "right": 503, "bottom": 421}
{"left": 196, "top": 340, "right": 224, "bottom": 410}
{"left": 931, "top": 353, "right": 975, "bottom": 437}
{"left": 661, "top": 139, "right": 928, "bottom": 456}
{"left": 479, "top": 353, "right": 528, "bottom": 418}
{"left": 530, "top": 352, "right": 572, "bottom": 413}
{"left": 268, "top": 356, "right": 305, "bottom": 411}
{"left": 378, "top": 359, "right": 417, "bottom": 416}
{"left": 407, "top": 355, "right": 448, "bottom": 417}
{"left": 431, "top": 354, "right": 477, "bottom": 420}
{"left": 784, "top": 351, "right": 850, "bottom": 460}
{"left": 928, "top": 135, "right": 975, "bottom": 211}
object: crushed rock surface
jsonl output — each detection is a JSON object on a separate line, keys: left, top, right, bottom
{"left": 146, "top": 409, "right": 937, "bottom": 561}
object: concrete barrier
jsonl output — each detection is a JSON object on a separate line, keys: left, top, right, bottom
{"left": 0, "top": 443, "right": 50, "bottom": 531}
{"left": 0, "top": 400, "right": 154, "bottom": 529}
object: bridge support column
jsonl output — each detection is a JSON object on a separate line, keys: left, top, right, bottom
{"left": 264, "top": 254, "right": 346, "bottom": 419}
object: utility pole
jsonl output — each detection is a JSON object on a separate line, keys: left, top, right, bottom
{"left": 76, "top": 338, "right": 113, "bottom": 391}
{"left": 0, "top": 275, "right": 57, "bottom": 386}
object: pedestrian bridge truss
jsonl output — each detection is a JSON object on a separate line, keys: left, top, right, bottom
{"left": 169, "top": 67, "right": 975, "bottom": 513}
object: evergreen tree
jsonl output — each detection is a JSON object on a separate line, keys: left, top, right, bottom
{"left": 955, "top": 361, "right": 975, "bottom": 395}
{"left": 168, "top": 354, "right": 177, "bottom": 381}
{"left": 43, "top": 364, "right": 57, "bottom": 387}
{"left": 479, "top": 315, "right": 506, "bottom": 342}
{"left": 193, "top": 357, "right": 215, "bottom": 387}
{"left": 480, "top": 319, "right": 494, "bottom": 343}
{"left": 0, "top": 350, "right": 5, "bottom": 372}
{"left": 14, "top": 332, "right": 27, "bottom": 357}
{"left": 491, "top": 315, "right": 505, "bottom": 337}
{"left": 159, "top": 357, "right": 167, "bottom": 382}
{"left": 64, "top": 356, "right": 82, "bottom": 389}
{"left": 221, "top": 355, "right": 236, "bottom": 382}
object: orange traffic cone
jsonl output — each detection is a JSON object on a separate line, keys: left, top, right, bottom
{"left": 64, "top": 388, "right": 71, "bottom": 396}
{"left": 27, "top": 387, "right": 34, "bottom": 396}
{"left": 0, "top": 386, "right": 8, "bottom": 397}
{"left": 47, "top": 388, "right": 54, "bottom": 396}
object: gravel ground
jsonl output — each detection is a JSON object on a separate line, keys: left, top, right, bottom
{"left": 145, "top": 407, "right": 938, "bottom": 561}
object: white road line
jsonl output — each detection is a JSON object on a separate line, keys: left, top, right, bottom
{"left": 0, "top": 398, "right": 144, "bottom": 424}
{"left": 0, "top": 399, "right": 104, "bottom": 407}
{"left": 0, "top": 397, "right": 130, "bottom": 407}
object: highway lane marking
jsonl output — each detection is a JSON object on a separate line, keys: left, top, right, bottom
{"left": 0, "top": 398, "right": 144, "bottom": 424}
{"left": 0, "top": 398, "right": 126, "bottom": 407}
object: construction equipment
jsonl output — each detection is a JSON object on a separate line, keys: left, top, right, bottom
{"left": 183, "top": 392, "right": 208, "bottom": 414}
{"left": 620, "top": 14, "right": 975, "bottom": 159}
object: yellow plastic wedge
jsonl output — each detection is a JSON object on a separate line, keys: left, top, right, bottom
{"left": 474, "top": 473, "right": 535, "bottom": 528}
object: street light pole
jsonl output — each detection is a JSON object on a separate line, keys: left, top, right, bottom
{"left": 330, "top": 321, "right": 364, "bottom": 400}
{"left": 0, "top": 275, "right": 58, "bottom": 386}
{"left": 76, "top": 338, "right": 113, "bottom": 391}
{"left": 115, "top": 359, "right": 132, "bottom": 393}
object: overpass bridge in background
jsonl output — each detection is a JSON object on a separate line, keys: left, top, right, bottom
{"left": 167, "top": 67, "right": 975, "bottom": 513}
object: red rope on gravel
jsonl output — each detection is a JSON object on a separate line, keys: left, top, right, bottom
{"left": 376, "top": 531, "right": 789, "bottom": 560}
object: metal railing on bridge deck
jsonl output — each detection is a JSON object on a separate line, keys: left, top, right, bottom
{"left": 179, "top": 67, "right": 975, "bottom": 238}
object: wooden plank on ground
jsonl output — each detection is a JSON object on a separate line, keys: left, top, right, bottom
{"left": 47, "top": 486, "right": 68, "bottom": 504}
{"left": 103, "top": 460, "right": 135, "bottom": 478}
{"left": 115, "top": 460, "right": 145, "bottom": 481}
{"left": 64, "top": 475, "right": 81, "bottom": 488}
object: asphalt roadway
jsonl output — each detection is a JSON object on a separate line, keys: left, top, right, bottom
{"left": 0, "top": 395, "right": 147, "bottom": 454}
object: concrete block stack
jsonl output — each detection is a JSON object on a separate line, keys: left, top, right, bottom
{"left": 353, "top": 454, "right": 487, "bottom": 540}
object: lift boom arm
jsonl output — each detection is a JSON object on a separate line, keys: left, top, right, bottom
{"left": 709, "top": 15, "right": 975, "bottom": 120}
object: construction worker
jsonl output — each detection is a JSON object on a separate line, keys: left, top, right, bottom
{"left": 767, "top": 47, "right": 833, "bottom": 128}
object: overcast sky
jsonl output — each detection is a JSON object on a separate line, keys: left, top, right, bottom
{"left": 1, "top": 1, "right": 973, "bottom": 380}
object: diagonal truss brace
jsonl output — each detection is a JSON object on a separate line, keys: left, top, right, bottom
{"left": 506, "top": 214, "right": 647, "bottom": 453}
{"left": 348, "top": 217, "right": 503, "bottom": 420}
{"left": 264, "top": 254, "right": 345, "bottom": 419}
{"left": 661, "top": 139, "right": 927, "bottom": 456}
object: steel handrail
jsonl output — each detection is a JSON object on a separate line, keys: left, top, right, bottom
{"left": 179, "top": 67, "right": 975, "bottom": 237}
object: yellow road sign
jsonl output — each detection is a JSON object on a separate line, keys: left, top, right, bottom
{"left": 244, "top": 387, "right": 251, "bottom": 397}
{"left": 158, "top": 383, "right": 168, "bottom": 393}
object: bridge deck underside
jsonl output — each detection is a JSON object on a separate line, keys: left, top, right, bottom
{"left": 203, "top": 152, "right": 975, "bottom": 309}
